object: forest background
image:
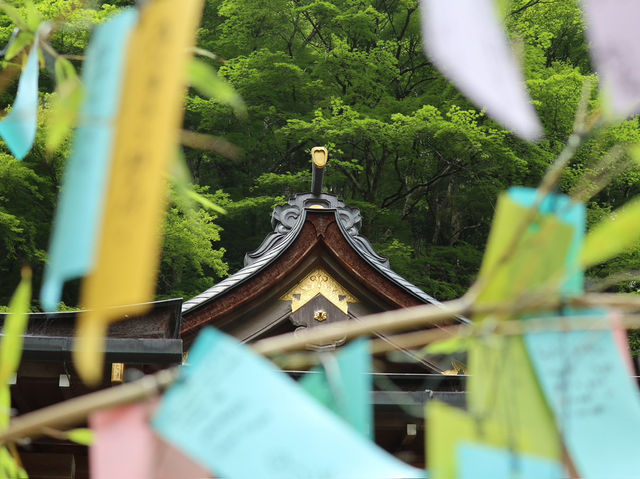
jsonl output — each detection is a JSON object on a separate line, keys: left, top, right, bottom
{"left": 1, "top": 0, "right": 639, "bottom": 345}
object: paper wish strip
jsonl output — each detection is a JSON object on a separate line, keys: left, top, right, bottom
{"left": 458, "top": 443, "right": 565, "bottom": 479}
{"left": 40, "top": 9, "right": 138, "bottom": 312}
{"left": 581, "top": 0, "right": 640, "bottom": 117}
{"left": 427, "top": 401, "right": 566, "bottom": 479}
{"left": 0, "top": 35, "right": 39, "bottom": 160}
{"left": 465, "top": 188, "right": 583, "bottom": 466}
{"left": 420, "top": 0, "right": 541, "bottom": 140}
{"left": 90, "top": 401, "right": 213, "bottom": 479}
{"left": 299, "top": 338, "right": 372, "bottom": 438}
{"left": 153, "top": 328, "right": 424, "bottom": 479}
{"left": 75, "top": 0, "right": 204, "bottom": 385}
{"left": 525, "top": 309, "right": 640, "bottom": 479}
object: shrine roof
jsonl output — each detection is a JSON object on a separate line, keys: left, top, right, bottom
{"left": 182, "top": 192, "right": 449, "bottom": 316}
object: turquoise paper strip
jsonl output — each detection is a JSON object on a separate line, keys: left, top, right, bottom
{"left": 40, "top": 10, "right": 138, "bottom": 311}
{"left": 525, "top": 310, "right": 640, "bottom": 479}
{"left": 0, "top": 36, "right": 40, "bottom": 160}
{"left": 458, "top": 443, "right": 565, "bottom": 479}
{"left": 299, "top": 338, "right": 373, "bottom": 438}
{"left": 153, "top": 328, "right": 424, "bottom": 479}
{"left": 509, "top": 187, "right": 640, "bottom": 478}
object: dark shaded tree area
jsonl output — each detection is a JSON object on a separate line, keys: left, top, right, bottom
{"left": 1, "top": 0, "right": 640, "bottom": 310}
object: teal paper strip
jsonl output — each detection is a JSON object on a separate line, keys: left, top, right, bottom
{"left": 153, "top": 328, "right": 424, "bottom": 479}
{"left": 525, "top": 310, "right": 640, "bottom": 479}
{"left": 0, "top": 36, "right": 40, "bottom": 160}
{"left": 40, "top": 10, "right": 138, "bottom": 311}
{"left": 299, "top": 338, "right": 373, "bottom": 438}
{"left": 509, "top": 187, "right": 640, "bottom": 478}
{"left": 458, "top": 443, "right": 565, "bottom": 479}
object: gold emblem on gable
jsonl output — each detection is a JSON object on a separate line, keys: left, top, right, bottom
{"left": 280, "top": 267, "right": 358, "bottom": 313}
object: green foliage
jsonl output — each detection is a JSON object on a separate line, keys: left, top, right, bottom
{"left": 158, "top": 186, "right": 229, "bottom": 299}
{"left": 0, "top": 0, "right": 640, "bottom": 317}
{"left": 0, "top": 153, "right": 54, "bottom": 306}
{"left": 180, "top": 0, "right": 640, "bottom": 305}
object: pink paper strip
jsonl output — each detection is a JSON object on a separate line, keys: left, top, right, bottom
{"left": 90, "top": 400, "right": 214, "bottom": 479}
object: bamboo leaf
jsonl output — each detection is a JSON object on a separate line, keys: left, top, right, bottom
{"left": 171, "top": 152, "right": 227, "bottom": 214}
{"left": 581, "top": 196, "right": 640, "bottom": 267}
{"left": 187, "top": 58, "right": 246, "bottom": 118}
{"left": 423, "top": 335, "right": 470, "bottom": 355}
{"left": 0, "top": 269, "right": 31, "bottom": 385}
{"left": 4, "top": 32, "right": 34, "bottom": 61}
{"left": 0, "top": 446, "right": 27, "bottom": 479}
{"left": 46, "top": 74, "right": 84, "bottom": 152}
{"left": 191, "top": 46, "right": 222, "bottom": 62}
{"left": 23, "top": 1, "right": 42, "bottom": 32}
{"left": 0, "top": 386, "right": 9, "bottom": 430}
{"left": 185, "top": 189, "right": 226, "bottom": 214}
{"left": 53, "top": 57, "right": 77, "bottom": 85}
{"left": 66, "top": 428, "right": 94, "bottom": 446}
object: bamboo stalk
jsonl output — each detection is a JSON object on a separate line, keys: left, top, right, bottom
{"left": 2, "top": 291, "right": 640, "bottom": 444}
{"left": 0, "top": 367, "right": 179, "bottom": 443}
{"left": 369, "top": 314, "right": 640, "bottom": 355}
{"left": 369, "top": 325, "right": 464, "bottom": 355}
{"left": 252, "top": 297, "right": 471, "bottom": 356}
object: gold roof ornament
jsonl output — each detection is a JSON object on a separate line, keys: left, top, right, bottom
{"left": 280, "top": 267, "right": 358, "bottom": 314}
{"left": 311, "top": 147, "right": 328, "bottom": 195}
{"left": 311, "top": 146, "right": 328, "bottom": 168}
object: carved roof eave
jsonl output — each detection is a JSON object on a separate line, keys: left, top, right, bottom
{"left": 180, "top": 206, "right": 306, "bottom": 314}
{"left": 181, "top": 193, "right": 469, "bottom": 324}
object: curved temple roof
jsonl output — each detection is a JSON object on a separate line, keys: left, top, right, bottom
{"left": 182, "top": 192, "right": 456, "bottom": 318}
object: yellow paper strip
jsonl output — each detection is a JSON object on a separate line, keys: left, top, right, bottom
{"left": 466, "top": 194, "right": 571, "bottom": 463}
{"left": 76, "top": 0, "right": 204, "bottom": 384}
{"left": 427, "top": 401, "right": 560, "bottom": 479}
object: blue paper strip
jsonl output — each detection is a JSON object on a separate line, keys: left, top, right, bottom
{"left": 458, "top": 443, "right": 565, "bottom": 479}
{"left": 40, "top": 10, "right": 138, "bottom": 311}
{"left": 153, "top": 328, "right": 424, "bottom": 479}
{"left": 299, "top": 338, "right": 373, "bottom": 438}
{"left": 0, "top": 36, "right": 40, "bottom": 160}
{"left": 525, "top": 310, "right": 640, "bottom": 479}
{"left": 509, "top": 187, "right": 640, "bottom": 478}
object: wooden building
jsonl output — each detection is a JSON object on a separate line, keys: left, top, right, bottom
{"left": 180, "top": 150, "right": 467, "bottom": 467}
{"left": 3, "top": 299, "right": 183, "bottom": 478}
{"left": 6, "top": 150, "right": 467, "bottom": 475}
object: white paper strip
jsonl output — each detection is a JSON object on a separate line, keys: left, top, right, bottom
{"left": 421, "top": 0, "right": 541, "bottom": 140}
{"left": 581, "top": 0, "right": 640, "bottom": 117}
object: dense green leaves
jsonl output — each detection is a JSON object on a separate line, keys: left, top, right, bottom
{"left": 0, "top": 0, "right": 639, "bottom": 319}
